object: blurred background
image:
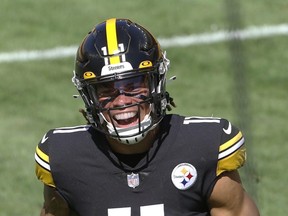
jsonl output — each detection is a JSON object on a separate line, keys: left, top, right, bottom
{"left": 0, "top": 0, "right": 287, "bottom": 215}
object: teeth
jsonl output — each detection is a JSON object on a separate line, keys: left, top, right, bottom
{"left": 115, "top": 112, "right": 137, "bottom": 120}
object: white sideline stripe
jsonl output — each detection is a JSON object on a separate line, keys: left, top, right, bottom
{"left": 0, "top": 24, "right": 287, "bottom": 63}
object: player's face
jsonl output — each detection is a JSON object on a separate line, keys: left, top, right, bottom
{"left": 96, "top": 75, "right": 150, "bottom": 128}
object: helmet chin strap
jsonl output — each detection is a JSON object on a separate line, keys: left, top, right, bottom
{"left": 99, "top": 109, "right": 154, "bottom": 145}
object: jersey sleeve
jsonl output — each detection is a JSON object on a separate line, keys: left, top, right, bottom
{"left": 34, "top": 130, "right": 56, "bottom": 187}
{"left": 216, "top": 119, "right": 246, "bottom": 176}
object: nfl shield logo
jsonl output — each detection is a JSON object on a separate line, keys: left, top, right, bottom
{"left": 127, "top": 173, "right": 140, "bottom": 188}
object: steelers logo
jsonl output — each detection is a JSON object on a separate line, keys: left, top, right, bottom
{"left": 171, "top": 163, "right": 197, "bottom": 190}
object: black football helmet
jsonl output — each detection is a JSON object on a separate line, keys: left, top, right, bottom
{"left": 72, "top": 18, "right": 172, "bottom": 144}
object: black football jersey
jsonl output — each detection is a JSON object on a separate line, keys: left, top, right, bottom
{"left": 35, "top": 114, "right": 246, "bottom": 216}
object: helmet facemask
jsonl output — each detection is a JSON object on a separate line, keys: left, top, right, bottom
{"left": 84, "top": 69, "right": 165, "bottom": 145}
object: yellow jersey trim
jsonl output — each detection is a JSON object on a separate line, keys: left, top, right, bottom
{"left": 35, "top": 146, "right": 55, "bottom": 187}
{"left": 219, "top": 131, "right": 243, "bottom": 152}
{"left": 35, "top": 163, "right": 55, "bottom": 188}
{"left": 217, "top": 132, "right": 246, "bottom": 176}
{"left": 36, "top": 146, "right": 49, "bottom": 163}
{"left": 217, "top": 146, "right": 246, "bottom": 176}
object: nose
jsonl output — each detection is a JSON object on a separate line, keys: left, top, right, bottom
{"left": 112, "top": 93, "right": 133, "bottom": 108}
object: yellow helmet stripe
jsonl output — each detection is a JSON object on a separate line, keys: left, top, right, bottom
{"left": 106, "top": 18, "right": 120, "bottom": 64}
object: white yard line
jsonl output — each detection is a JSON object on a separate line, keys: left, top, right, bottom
{"left": 159, "top": 23, "right": 288, "bottom": 47}
{"left": 0, "top": 23, "right": 287, "bottom": 63}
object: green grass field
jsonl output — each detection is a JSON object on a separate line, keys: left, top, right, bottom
{"left": 1, "top": 0, "right": 287, "bottom": 215}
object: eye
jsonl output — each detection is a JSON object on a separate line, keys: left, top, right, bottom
{"left": 96, "top": 82, "right": 117, "bottom": 97}
{"left": 98, "top": 88, "right": 116, "bottom": 98}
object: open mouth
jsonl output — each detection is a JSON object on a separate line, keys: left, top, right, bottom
{"left": 113, "top": 112, "right": 139, "bottom": 127}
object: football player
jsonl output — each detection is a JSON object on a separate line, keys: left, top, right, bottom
{"left": 35, "top": 18, "right": 260, "bottom": 216}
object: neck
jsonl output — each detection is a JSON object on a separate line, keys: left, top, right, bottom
{"left": 107, "top": 126, "right": 159, "bottom": 154}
